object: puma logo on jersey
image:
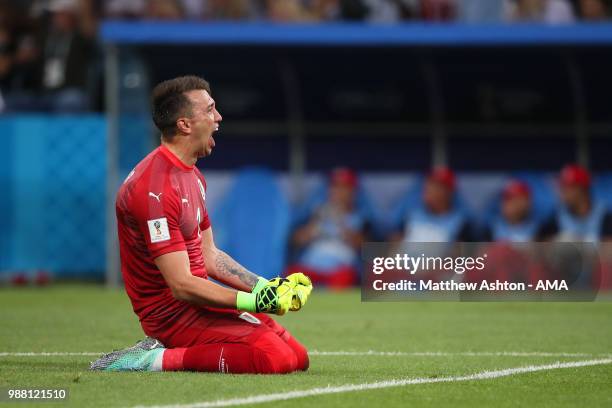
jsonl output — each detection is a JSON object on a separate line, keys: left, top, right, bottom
{"left": 148, "top": 192, "right": 162, "bottom": 202}
{"left": 181, "top": 198, "right": 189, "bottom": 205}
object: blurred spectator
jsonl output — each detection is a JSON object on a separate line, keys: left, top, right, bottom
{"left": 286, "top": 168, "right": 370, "bottom": 289}
{"left": 334, "top": 0, "right": 446, "bottom": 22}
{"left": 391, "top": 167, "right": 475, "bottom": 243}
{"left": 0, "top": 0, "right": 33, "bottom": 112}
{"left": 505, "top": 0, "right": 576, "bottom": 23}
{"left": 338, "top": 0, "right": 371, "bottom": 20}
{"left": 266, "top": 0, "right": 315, "bottom": 22}
{"left": 104, "top": 0, "right": 146, "bottom": 19}
{"left": 4, "top": 0, "right": 96, "bottom": 112}
{"left": 204, "top": 0, "right": 258, "bottom": 20}
{"left": 105, "top": 0, "right": 204, "bottom": 20}
{"left": 539, "top": 164, "right": 612, "bottom": 242}
{"left": 578, "top": 0, "right": 612, "bottom": 19}
{"left": 420, "top": 0, "right": 457, "bottom": 20}
{"left": 180, "top": 0, "right": 207, "bottom": 19}
{"left": 0, "top": 26, "right": 13, "bottom": 112}
{"left": 484, "top": 180, "right": 541, "bottom": 242}
{"left": 40, "top": 0, "right": 95, "bottom": 110}
{"left": 146, "top": 0, "right": 185, "bottom": 20}
{"left": 458, "top": 0, "right": 505, "bottom": 22}
{"left": 310, "top": 0, "right": 341, "bottom": 20}
{"left": 361, "top": 0, "right": 403, "bottom": 22}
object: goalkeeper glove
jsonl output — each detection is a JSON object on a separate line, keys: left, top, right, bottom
{"left": 236, "top": 278, "right": 293, "bottom": 316}
{"left": 250, "top": 277, "right": 269, "bottom": 294}
{"left": 265, "top": 273, "right": 313, "bottom": 312}
{"left": 285, "top": 272, "right": 313, "bottom": 311}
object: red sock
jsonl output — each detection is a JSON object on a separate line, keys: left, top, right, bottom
{"left": 162, "top": 348, "right": 186, "bottom": 371}
{"left": 170, "top": 332, "right": 297, "bottom": 374}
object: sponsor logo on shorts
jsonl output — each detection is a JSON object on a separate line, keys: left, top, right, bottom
{"left": 238, "top": 312, "right": 261, "bottom": 325}
{"left": 218, "top": 347, "right": 228, "bottom": 373}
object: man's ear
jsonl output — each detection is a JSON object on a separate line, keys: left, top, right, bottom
{"left": 176, "top": 117, "right": 191, "bottom": 135}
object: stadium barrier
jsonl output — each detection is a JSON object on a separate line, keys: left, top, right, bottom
{"left": 1, "top": 115, "right": 611, "bottom": 279}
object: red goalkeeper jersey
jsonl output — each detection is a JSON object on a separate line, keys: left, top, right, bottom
{"left": 116, "top": 145, "right": 211, "bottom": 334}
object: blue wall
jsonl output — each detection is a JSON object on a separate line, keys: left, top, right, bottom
{"left": 0, "top": 115, "right": 609, "bottom": 279}
{"left": 101, "top": 22, "right": 612, "bottom": 46}
{"left": 0, "top": 115, "right": 107, "bottom": 278}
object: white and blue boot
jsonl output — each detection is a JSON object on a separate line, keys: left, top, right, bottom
{"left": 90, "top": 337, "right": 165, "bottom": 372}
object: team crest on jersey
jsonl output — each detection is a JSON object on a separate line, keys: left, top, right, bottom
{"left": 147, "top": 217, "right": 170, "bottom": 243}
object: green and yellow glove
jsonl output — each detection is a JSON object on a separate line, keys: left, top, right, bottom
{"left": 264, "top": 273, "right": 313, "bottom": 312}
{"left": 285, "top": 272, "right": 313, "bottom": 311}
{"left": 236, "top": 278, "right": 293, "bottom": 316}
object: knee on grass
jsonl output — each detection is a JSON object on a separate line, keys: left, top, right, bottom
{"left": 288, "top": 338, "right": 309, "bottom": 371}
{"left": 253, "top": 331, "right": 300, "bottom": 374}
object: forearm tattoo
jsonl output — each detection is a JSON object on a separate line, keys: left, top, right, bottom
{"left": 215, "top": 250, "right": 259, "bottom": 290}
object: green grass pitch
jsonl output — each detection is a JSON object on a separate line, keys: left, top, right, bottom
{"left": 1, "top": 285, "right": 611, "bottom": 407}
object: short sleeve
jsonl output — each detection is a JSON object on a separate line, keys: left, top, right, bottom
{"left": 132, "top": 184, "right": 186, "bottom": 259}
{"left": 200, "top": 208, "right": 211, "bottom": 231}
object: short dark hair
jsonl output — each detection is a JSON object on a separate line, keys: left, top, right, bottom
{"left": 151, "top": 75, "right": 211, "bottom": 138}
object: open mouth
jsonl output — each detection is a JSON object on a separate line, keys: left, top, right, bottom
{"left": 209, "top": 126, "right": 217, "bottom": 149}
{"left": 205, "top": 124, "right": 219, "bottom": 150}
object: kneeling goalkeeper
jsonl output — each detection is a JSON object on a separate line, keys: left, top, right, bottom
{"left": 91, "top": 75, "right": 312, "bottom": 374}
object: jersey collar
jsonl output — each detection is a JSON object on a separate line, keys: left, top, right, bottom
{"left": 159, "top": 145, "right": 195, "bottom": 171}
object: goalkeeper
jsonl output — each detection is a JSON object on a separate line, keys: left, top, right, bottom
{"left": 90, "top": 76, "right": 312, "bottom": 374}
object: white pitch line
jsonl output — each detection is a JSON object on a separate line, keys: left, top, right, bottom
{"left": 309, "top": 350, "right": 604, "bottom": 358}
{"left": 133, "top": 359, "right": 612, "bottom": 408}
{"left": 0, "top": 351, "right": 609, "bottom": 358}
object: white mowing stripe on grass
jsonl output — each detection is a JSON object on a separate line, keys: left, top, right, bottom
{"left": 133, "top": 359, "right": 612, "bottom": 408}
{"left": 0, "top": 351, "right": 610, "bottom": 358}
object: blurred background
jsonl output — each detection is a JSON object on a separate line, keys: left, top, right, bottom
{"left": 1, "top": 0, "right": 611, "bottom": 289}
